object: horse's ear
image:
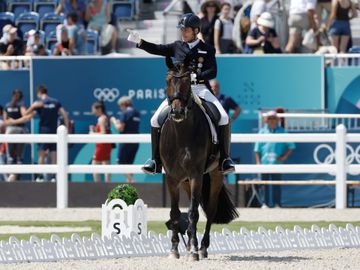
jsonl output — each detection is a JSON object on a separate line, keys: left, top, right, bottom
{"left": 165, "top": 57, "right": 174, "bottom": 70}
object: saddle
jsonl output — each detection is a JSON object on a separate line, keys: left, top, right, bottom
{"left": 158, "top": 99, "right": 221, "bottom": 144}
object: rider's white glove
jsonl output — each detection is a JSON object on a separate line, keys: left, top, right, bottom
{"left": 127, "top": 29, "right": 141, "bottom": 44}
{"left": 190, "top": 73, "right": 197, "bottom": 83}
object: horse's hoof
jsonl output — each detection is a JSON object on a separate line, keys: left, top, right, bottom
{"left": 189, "top": 252, "right": 199, "bottom": 261}
{"left": 199, "top": 249, "right": 208, "bottom": 259}
{"left": 168, "top": 251, "right": 180, "bottom": 259}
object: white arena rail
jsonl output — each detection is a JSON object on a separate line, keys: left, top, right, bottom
{"left": 0, "top": 124, "right": 358, "bottom": 209}
{"left": 325, "top": 53, "right": 360, "bottom": 67}
{"left": 259, "top": 112, "right": 360, "bottom": 131}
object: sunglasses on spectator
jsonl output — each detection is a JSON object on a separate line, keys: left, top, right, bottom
{"left": 207, "top": 4, "right": 216, "bottom": 7}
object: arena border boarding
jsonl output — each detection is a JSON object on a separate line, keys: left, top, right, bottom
{"left": 0, "top": 224, "right": 359, "bottom": 263}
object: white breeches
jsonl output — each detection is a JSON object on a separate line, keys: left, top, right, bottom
{"left": 150, "top": 84, "right": 229, "bottom": 127}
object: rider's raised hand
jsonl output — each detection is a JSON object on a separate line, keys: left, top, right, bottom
{"left": 127, "top": 29, "right": 141, "bottom": 44}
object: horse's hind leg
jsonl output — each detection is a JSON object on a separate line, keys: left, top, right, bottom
{"left": 180, "top": 181, "right": 192, "bottom": 253}
{"left": 200, "top": 170, "right": 223, "bottom": 259}
{"left": 187, "top": 175, "right": 203, "bottom": 261}
{"left": 167, "top": 176, "right": 181, "bottom": 259}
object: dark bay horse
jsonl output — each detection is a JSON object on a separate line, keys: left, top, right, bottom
{"left": 160, "top": 58, "right": 239, "bottom": 261}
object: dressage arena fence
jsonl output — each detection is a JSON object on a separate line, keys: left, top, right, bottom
{"left": 0, "top": 224, "right": 359, "bottom": 263}
{"left": 0, "top": 124, "right": 359, "bottom": 209}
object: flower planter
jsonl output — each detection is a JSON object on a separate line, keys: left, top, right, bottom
{"left": 101, "top": 198, "right": 147, "bottom": 238}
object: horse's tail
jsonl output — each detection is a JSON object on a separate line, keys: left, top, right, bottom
{"left": 201, "top": 173, "right": 239, "bottom": 224}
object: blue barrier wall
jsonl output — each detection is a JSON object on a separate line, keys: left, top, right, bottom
{"left": 0, "top": 70, "right": 30, "bottom": 107}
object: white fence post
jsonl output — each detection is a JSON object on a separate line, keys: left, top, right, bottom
{"left": 335, "top": 124, "right": 347, "bottom": 209}
{"left": 57, "top": 125, "right": 68, "bottom": 209}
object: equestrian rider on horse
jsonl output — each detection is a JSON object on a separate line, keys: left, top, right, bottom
{"left": 127, "top": 13, "right": 235, "bottom": 175}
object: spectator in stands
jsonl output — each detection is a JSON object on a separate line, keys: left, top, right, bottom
{"left": 53, "top": 25, "right": 71, "bottom": 56}
{"left": 214, "top": 2, "right": 236, "bottom": 54}
{"left": 85, "top": 0, "right": 117, "bottom": 54}
{"left": 3, "top": 90, "right": 27, "bottom": 182}
{"left": 66, "top": 12, "right": 86, "bottom": 55}
{"left": 26, "top": 30, "right": 43, "bottom": 51}
{"left": 0, "top": 43, "right": 10, "bottom": 69}
{"left": 56, "top": 0, "right": 86, "bottom": 24}
{"left": 250, "top": 0, "right": 271, "bottom": 29}
{"left": 285, "top": 0, "right": 317, "bottom": 53}
{"left": 210, "top": 79, "right": 241, "bottom": 123}
{"left": 232, "top": 2, "right": 252, "bottom": 53}
{"left": 245, "top": 12, "right": 282, "bottom": 54}
{"left": 0, "top": 25, "right": 24, "bottom": 56}
{"left": 316, "top": 0, "right": 332, "bottom": 28}
{"left": 327, "top": 0, "right": 357, "bottom": 54}
{"left": 27, "top": 85, "right": 69, "bottom": 182}
{"left": 0, "top": 24, "right": 10, "bottom": 44}
{"left": 199, "top": 0, "right": 221, "bottom": 46}
{"left": 254, "top": 110, "right": 295, "bottom": 208}
{"left": 24, "top": 30, "right": 47, "bottom": 56}
{"left": 110, "top": 96, "right": 140, "bottom": 183}
{"left": 90, "top": 101, "right": 112, "bottom": 183}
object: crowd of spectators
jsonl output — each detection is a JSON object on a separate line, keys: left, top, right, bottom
{"left": 0, "top": 0, "right": 117, "bottom": 57}
{"left": 198, "top": 0, "right": 359, "bottom": 54}
{"left": 0, "top": 0, "right": 358, "bottom": 57}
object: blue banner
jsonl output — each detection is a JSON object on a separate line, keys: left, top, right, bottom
{"left": 30, "top": 56, "right": 324, "bottom": 183}
{"left": 326, "top": 67, "right": 360, "bottom": 114}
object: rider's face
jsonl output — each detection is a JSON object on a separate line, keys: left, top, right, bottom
{"left": 181, "top": 27, "right": 198, "bottom": 42}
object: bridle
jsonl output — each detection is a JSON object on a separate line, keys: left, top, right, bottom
{"left": 166, "top": 68, "right": 193, "bottom": 121}
{"left": 167, "top": 70, "right": 192, "bottom": 105}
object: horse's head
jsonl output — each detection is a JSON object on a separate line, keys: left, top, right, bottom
{"left": 165, "top": 57, "right": 192, "bottom": 123}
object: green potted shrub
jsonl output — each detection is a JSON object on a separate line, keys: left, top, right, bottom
{"left": 107, "top": 184, "right": 139, "bottom": 205}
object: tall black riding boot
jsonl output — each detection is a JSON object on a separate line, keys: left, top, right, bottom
{"left": 218, "top": 124, "right": 235, "bottom": 174}
{"left": 141, "top": 127, "right": 162, "bottom": 174}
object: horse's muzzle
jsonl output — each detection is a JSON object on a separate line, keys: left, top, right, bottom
{"left": 170, "top": 107, "right": 186, "bottom": 122}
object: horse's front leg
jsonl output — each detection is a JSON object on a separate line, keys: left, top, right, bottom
{"left": 187, "top": 175, "right": 202, "bottom": 261}
{"left": 167, "top": 175, "right": 181, "bottom": 259}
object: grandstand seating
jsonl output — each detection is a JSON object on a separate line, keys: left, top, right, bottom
{"left": 45, "top": 30, "right": 57, "bottom": 52}
{"left": 7, "top": 0, "right": 32, "bottom": 19}
{"left": 86, "top": 29, "right": 98, "bottom": 54}
{"left": 112, "top": 0, "right": 133, "bottom": 20}
{"left": 15, "top": 11, "right": 39, "bottom": 34}
{"left": 34, "top": 0, "right": 57, "bottom": 18}
{"left": 0, "top": 11, "right": 15, "bottom": 35}
{"left": 0, "top": 1, "right": 6, "bottom": 12}
{"left": 40, "top": 12, "right": 63, "bottom": 36}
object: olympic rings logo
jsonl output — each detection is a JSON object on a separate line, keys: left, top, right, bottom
{"left": 313, "top": 143, "right": 360, "bottom": 165}
{"left": 93, "top": 88, "right": 120, "bottom": 102}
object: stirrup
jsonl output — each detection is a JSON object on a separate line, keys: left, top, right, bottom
{"left": 219, "top": 158, "right": 235, "bottom": 175}
{"left": 141, "top": 159, "right": 162, "bottom": 175}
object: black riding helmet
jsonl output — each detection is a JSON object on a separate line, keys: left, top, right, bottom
{"left": 177, "top": 13, "right": 200, "bottom": 29}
